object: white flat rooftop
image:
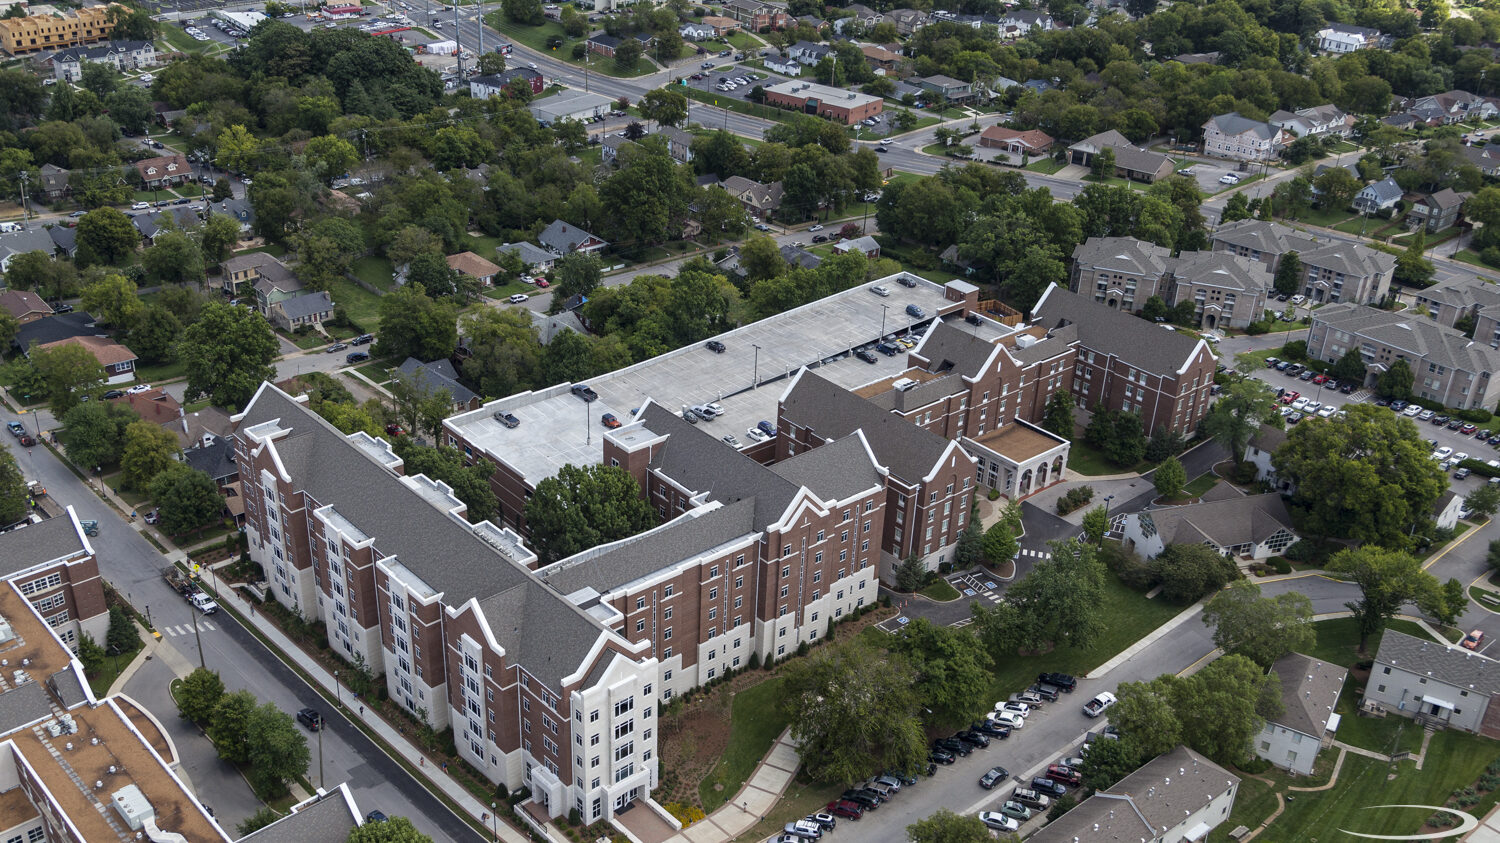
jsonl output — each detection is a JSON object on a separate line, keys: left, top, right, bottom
{"left": 447, "top": 274, "right": 1013, "bottom": 486}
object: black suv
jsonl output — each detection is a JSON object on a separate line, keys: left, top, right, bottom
{"left": 929, "top": 748, "right": 955, "bottom": 765}
{"left": 855, "top": 349, "right": 878, "bottom": 364}
{"left": 935, "top": 738, "right": 971, "bottom": 756}
{"left": 841, "top": 790, "right": 881, "bottom": 808}
{"left": 351, "top": 333, "right": 374, "bottom": 345}
{"left": 973, "top": 720, "right": 1010, "bottom": 738}
{"left": 296, "top": 708, "right": 324, "bottom": 731}
{"left": 1030, "top": 777, "right": 1068, "bottom": 798}
{"left": 705, "top": 340, "right": 726, "bottom": 353}
{"left": 1038, "top": 672, "right": 1077, "bottom": 692}
{"left": 1028, "top": 684, "right": 1061, "bottom": 702}
{"left": 956, "top": 730, "right": 989, "bottom": 749}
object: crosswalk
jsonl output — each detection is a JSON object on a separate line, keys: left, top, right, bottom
{"left": 159, "top": 621, "right": 217, "bottom": 637}
{"left": 1018, "top": 548, "right": 1053, "bottom": 559}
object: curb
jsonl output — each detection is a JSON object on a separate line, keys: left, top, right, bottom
{"left": 1086, "top": 598, "right": 1207, "bottom": 680}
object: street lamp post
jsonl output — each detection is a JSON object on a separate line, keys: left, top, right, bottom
{"left": 751, "top": 343, "right": 761, "bottom": 387}
{"left": 1100, "top": 494, "right": 1115, "bottom": 545}
{"left": 317, "top": 724, "right": 324, "bottom": 789}
{"left": 490, "top": 801, "right": 498, "bottom": 841}
{"left": 880, "top": 304, "right": 889, "bottom": 338}
{"left": 334, "top": 669, "right": 341, "bottom": 709}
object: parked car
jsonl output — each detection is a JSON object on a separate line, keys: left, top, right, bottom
{"left": 1011, "top": 788, "right": 1051, "bottom": 811}
{"left": 979, "top": 766, "right": 1009, "bottom": 789}
{"left": 507, "top": 293, "right": 529, "bottom": 303}
{"left": 884, "top": 769, "right": 918, "bottom": 786}
{"left": 326, "top": 342, "right": 348, "bottom": 353}
{"left": 991, "top": 711, "right": 1024, "bottom": 729}
{"left": 929, "top": 748, "right": 955, "bottom": 765}
{"left": 998, "top": 800, "right": 1032, "bottom": 821}
{"left": 345, "top": 351, "right": 370, "bottom": 364}
{"left": 601, "top": 413, "right": 621, "bottom": 429}
{"left": 1083, "top": 691, "right": 1117, "bottom": 717}
{"left": 143, "top": 509, "right": 159, "bottom": 525}
{"left": 870, "top": 284, "right": 890, "bottom": 297}
{"left": 705, "top": 340, "right": 726, "bottom": 353}
{"left": 873, "top": 774, "right": 903, "bottom": 792}
{"left": 978, "top": 812, "right": 1020, "bottom": 832}
{"left": 351, "top": 333, "right": 374, "bottom": 345}
{"left": 1029, "top": 684, "right": 1061, "bottom": 702}
{"left": 999, "top": 701, "right": 1031, "bottom": 718}
{"left": 854, "top": 349, "right": 877, "bottom": 364}
{"left": 1030, "top": 777, "right": 1068, "bottom": 798}
{"left": 935, "top": 737, "right": 971, "bottom": 756}
{"left": 973, "top": 720, "right": 1010, "bottom": 738}
{"left": 126, "top": 384, "right": 152, "bottom": 395}
{"left": 841, "top": 789, "right": 881, "bottom": 808}
{"left": 571, "top": 384, "right": 599, "bottom": 402}
{"left": 825, "top": 800, "right": 862, "bottom": 819}
{"left": 495, "top": 411, "right": 520, "bottom": 429}
{"left": 906, "top": 304, "right": 925, "bottom": 318}
{"left": 758, "top": 420, "right": 777, "bottom": 437}
{"left": 1463, "top": 629, "right": 1486, "bottom": 650}
{"left": 956, "top": 730, "right": 989, "bottom": 748}
{"left": 782, "top": 819, "right": 822, "bottom": 840}
{"left": 1219, "top": 173, "right": 1240, "bottom": 184}
{"left": 1046, "top": 764, "right": 1081, "bottom": 786}
{"left": 1038, "top": 672, "right": 1077, "bottom": 692}
{"left": 809, "top": 811, "right": 837, "bottom": 830}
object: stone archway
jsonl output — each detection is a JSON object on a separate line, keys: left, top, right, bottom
{"left": 1106, "top": 297, "right": 1118, "bottom": 309}
{"left": 1019, "top": 469, "right": 1033, "bottom": 495}
{"left": 1204, "top": 313, "right": 1217, "bottom": 330}
{"left": 1051, "top": 455, "right": 1064, "bottom": 478}
{"left": 1036, "top": 462, "right": 1049, "bottom": 487}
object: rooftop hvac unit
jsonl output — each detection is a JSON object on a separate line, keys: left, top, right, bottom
{"left": 1014, "top": 334, "right": 1038, "bottom": 349}
{"left": 112, "top": 784, "right": 155, "bottom": 831}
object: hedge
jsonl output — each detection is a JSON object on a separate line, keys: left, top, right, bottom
{"left": 1407, "top": 395, "right": 1493, "bottom": 424}
{"left": 1459, "top": 458, "right": 1500, "bottom": 478}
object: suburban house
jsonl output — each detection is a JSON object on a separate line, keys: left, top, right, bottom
{"left": 1257, "top": 653, "right": 1347, "bottom": 776}
{"left": 1307, "top": 303, "right": 1500, "bottom": 410}
{"left": 780, "top": 244, "right": 822, "bottom": 269}
{"left": 787, "top": 40, "right": 830, "bottom": 65}
{"left": 221, "top": 251, "right": 295, "bottom": 297}
{"left": 1411, "top": 276, "right": 1500, "bottom": 331}
{"left": 1067, "top": 129, "right": 1175, "bottom": 182}
{"left": 1029, "top": 746, "right": 1240, "bottom": 843}
{"left": 585, "top": 31, "right": 653, "bottom": 59}
{"left": 1407, "top": 188, "right": 1468, "bottom": 232}
{"left": 1243, "top": 424, "right": 1290, "bottom": 489}
{"left": 763, "top": 80, "right": 883, "bottom": 125}
{"left": 679, "top": 21, "right": 716, "bottom": 39}
{"left": 1352, "top": 176, "right": 1404, "bottom": 215}
{"left": 860, "top": 44, "right": 902, "bottom": 71}
{"left": 0, "top": 226, "right": 60, "bottom": 272}
{"left": 719, "top": 175, "right": 784, "bottom": 219}
{"left": 38, "top": 163, "right": 69, "bottom": 200}
{"left": 51, "top": 38, "right": 155, "bottom": 81}
{"left": 1211, "top": 219, "right": 1394, "bottom": 304}
{"left": 538, "top": 219, "right": 609, "bottom": 256}
{"left": 1118, "top": 490, "right": 1299, "bottom": 561}
{"left": 887, "top": 8, "right": 927, "bottom": 34}
{"left": 764, "top": 55, "right": 801, "bottom": 76}
{"left": 1069, "top": 236, "right": 1272, "bottom": 329}
{"left": 133, "top": 206, "right": 203, "bottom": 245}
{"left": 1406, "top": 90, "right": 1500, "bottom": 126}
{"left": 1315, "top": 22, "right": 1384, "bottom": 53}
{"left": 1435, "top": 488, "right": 1466, "bottom": 532}
{"left": 38, "top": 335, "right": 137, "bottom": 385}
{"left": 831, "top": 235, "right": 879, "bottom": 258}
{"left": 395, "top": 357, "right": 482, "bottom": 413}
{"left": 996, "top": 9, "right": 1054, "bottom": 36}
{"left": 600, "top": 133, "right": 640, "bottom": 165}
{"left": 133, "top": 153, "right": 192, "bottom": 189}
{"left": 106, "top": 387, "right": 182, "bottom": 436}
{"left": 0, "top": 289, "right": 53, "bottom": 325}
{"left": 1463, "top": 142, "right": 1500, "bottom": 177}
{"left": 1202, "top": 112, "right": 1291, "bottom": 162}
{"left": 498, "top": 241, "right": 556, "bottom": 274}
{"left": 47, "top": 224, "right": 76, "bottom": 259}
{"left": 447, "top": 251, "right": 501, "bottom": 286}
{"left": 699, "top": 14, "right": 740, "bottom": 34}
{"left": 253, "top": 268, "right": 305, "bottom": 315}
{"left": 11, "top": 311, "right": 97, "bottom": 354}
{"left": 267, "top": 290, "right": 334, "bottom": 332}
{"left": 1172, "top": 51, "right": 1221, "bottom": 64}
{"left": 1364, "top": 630, "right": 1500, "bottom": 736}
{"left": 469, "top": 67, "right": 544, "bottom": 98}
{"left": 977, "top": 126, "right": 1054, "bottom": 157}
{"left": 914, "top": 74, "right": 973, "bottom": 104}
{"left": 1268, "top": 104, "right": 1355, "bottom": 139}
{"left": 185, "top": 433, "right": 240, "bottom": 487}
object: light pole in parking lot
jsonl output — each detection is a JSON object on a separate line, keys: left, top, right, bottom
{"left": 1100, "top": 494, "right": 1115, "bottom": 544}
{"left": 880, "top": 304, "right": 888, "bottom": 338}
{"left": 752, "top": 343, "right": 760, "bottom": 388}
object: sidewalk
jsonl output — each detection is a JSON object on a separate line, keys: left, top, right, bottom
{"left": 658, "top": 729, "right": 801, "bottom": 843}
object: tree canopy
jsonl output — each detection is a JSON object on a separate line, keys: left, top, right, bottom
{"left": 523, "top": 464, "right": 656, "bottom": 565}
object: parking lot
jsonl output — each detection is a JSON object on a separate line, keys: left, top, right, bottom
{"left": 1175, "top": 159, "right": 1257, "bottom": 194}
{"left": 680, "top": 65, "right": 897, "bottom": 137}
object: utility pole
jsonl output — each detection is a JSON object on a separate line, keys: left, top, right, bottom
{"left": 191, "top": 607, "right": 205, "bottom": 669}
{"left": 476, "top": 0, "right": 483, "bottom": 65}
{"left": 453, "top": 1, "right": 463, "bottom": 79}
{"left": 17, "top": 170, "right": 29, "bottom": 225}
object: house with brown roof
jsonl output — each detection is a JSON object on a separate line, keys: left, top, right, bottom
{"left": 107, "top": 387, "right": 182, "bottom": 431}
{"left": 133, "top": 153, "right": 191, "bottom": 189}
{"left": 38, "top": 335, "right": 137, "bottom": 384}
{"left": 447, "top": 251, "right": 501, "bottom": 286}
{"left": 978, "top": 126, "right": 1054, "bottom": 157}
{"left": 860, "top": 44, "right": 902, "bottom": 72}
{"left": 0, "top": 288, "right": 53, "bottom": 325}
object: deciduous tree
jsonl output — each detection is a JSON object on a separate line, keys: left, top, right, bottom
{"left": 906, "top": 810, "right": 993, "bottom": 843}
{"left": 1171, "top": 654, "right": 1282, "bottom": 766}
{"left": 348, "top": 817, "right": 434, "bottom": 842}
{"left": 245, "top": 703, "right": 310, "bottom": 797}
{"left": 982, "top": 522, "right": 1017, "bottom": 564}
{"left": 524, "top": 464, "right": 656, "bottom": 565}
{"left": 142, "top": 229, "right": 206, "bottom": 285}
{"left": 150, "top": 463, "right": 223, "bottom": 534}
{"left": 1326, "top": 546, "right": 1451, "bottom": 651}
{"left": 640, "top": 87, "right": 688, "bottom": 127}
{"left": 30, "top": 341, "right": 106, "bottom": 416}
{"left": 1467, "top": 484, "right": 1500, "bottom": 520}
{"left": 377, "top": 283, "right": 459, "bottom": 364}
{"left": 61, "top": 400, "right": 138, "bottom": 469}
{"left": 548, "top": 251, "right": 603, "bottom": 314}
{"left": 176, "top": 667, "right": 225, "bottom": 724}
{"left": 1110, "top": 675, "right": 1182, "bottom": 758}
{"left": 80, "top": 272, "right": 145, "bottom": 328}
{"left": 1081, "top": 505, "right": 1110, "bottom": 545}
{"left": 120, "top": 420, "right": 180, "bottom": 492}
{"left": 392, "top": 441, "right": 499, "bottom": 522}
{"left": 1202, "top": 580, "right": 1315, "bottom": 668}
{"left": 180, "top": 302, "right": 279, "bottom": 410}
{"left": 0, "top": 445, "right": 26, "bottom": 528}
{"left": 1153, "top": 456, "right": 1186, "bottom": 499}
{"left": 1203, "top": 378, "right": 1277, "bottom": 463}
{"left": 1150, "top": 543, "right": 1239, "bottom": 603}
{"left": 1006, "top": 539, "right": 1106, "bottom": 652}
{"left": 889, "top": 618, "right": 993, "bottom": 726}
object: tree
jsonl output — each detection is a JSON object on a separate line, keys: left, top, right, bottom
{"left": 61, "top": 400, "right": 138, "bottom": 469}
{"left": 180, "top": 302, "right": 279, "bottom": 410}
{"left": 1110, "top": 676, "right": 1182, "bottom": 758}
{"left": 77, "top": 633, "right": 107, "bottom": 675}
{"left": 348, "top": 817, "right": 434, "bottom": 842}
{"left": 1203, "top": 379, "right": 1277, "bottom": 463}
{"left": 640, "top": 87, "right": 688, "bottom": 128}
{"left": 1081, "top": 505, "right": 1110, "bottom": 545}
{"left": 208, "top": 690, "right": 256, "bottom": 764}
{"left": 80, "top": 272, "right": 145, "bottom": 328}
{"left": 76, "top": 207, "right": 139, "bottom": 265}
{"left": 120, "top": 420, "right": 180, "bottom": 492}
{"left": 392, "top": 442, "right": 499, "bottom": 523}
{"left": 1376, "top": 357, "right": 1414, "bottom": 401}
{"left": 614, "top": 37, "right": 643, "bottom": 70}
{"left": 889, "top": 618, "right": 992, "bottom": 726}
{"left": 377, "top": 283, "right": 459, "bottom": 363}
{"left": 906, "top": 810, "right": 993, "bottom": 843}
{"left": 106, "top": 604, "right": 139, "bottom": 655}
{"left": 982, "top": 522, "right": 1018, "bottom": 565}
{"left": 30, "top": 341, "right": 105, "bottom": 416}
{"left": 176, "top": 667, "right": 225, "bottom": 724}
{"left": 1331, "top": 349, "right": 1367, "bottom": 384}
{"left": 955, "top": 510, "right": 984, "bottom": 567}
{"left": 1041, "top": 391, "right": 1074, "bottom": 439}
{"left": 199, "top": 213, "right": 241, "bottom": 265}
{"left": 79, "top": 61, "right": 119, "bottom": 98}
{"left": 404, "top": 252, "right": 473, "bottom": 302}
{"left": 1150, "top": 543, "right": 1239, "bottom": 603}
{"left": 1273, "top": 250, "right": 1303, "bottom": 297}
{"left": 477, "top": 51, "right": 507, "bottom": 76}
{"left": 295, "top": 216, "right": 365, "bottom": 291}
{"left": 893, "top": 554, "right": 926, "bottom": 592}
{"left": 549, "top": 251, "right": 603, "bottom": 314}
{"left": 142, "top": 230, "right": 206, "bottom": 285}
{"left": 1006, "top": 539, "right": 1106, "bottom": 652}
{"left": 738, "top": 235, "right": 785, "bottom": 281}
{"left": 524, "top": 464, "right": 656, "bottom": 565}
{"left": 697, "top": 185, "right": 749, "bottom": 244}
{"left": 150, "top": 463, "right": 223, "bottom": 534}
{"left": 212, "top": 178, "right": 233, "bottom": 202}
{"left": 105, "top": 3, "right": 158, "bottom": 40}
{"left": 1091, "top": 147, "right": 1116, "bottom": 180}
{"left": 1272, "top": 404, "right": 1447, "bottom": 548}
{"left": 502, "top": 0, "right": 541, "bottom": 23}
{"left": 0, "top": 445, "right": 26, "bottom": 528}
{"left": 1221, "top": 192, "right": 1251, "bottom": 223}
{"left": 1483, "top": 538, "right": 1500, "bottom": 573}
{"left": 386, "top": 375, "right": 453, "bottom": 442}
{"left": 1326, "top": 546, "right": 1451, "bottom": 651}
{"left": 5, "top": 249, "right": 78, "bottom": 300}
{"left": 245, "top": 703, "right": 310, "bottom": 797}
{"left": 1202, "top": 580, "right": 1315, "bottom": 668}
{"left": 1467, "top": 484, "right": 1500, "bottom": 520}
{"left": 782, "top": 638, "right": 928, "bottom": 783}
{"left": 1395, "top": 249, "right": 1435, "bottom": 288}
{"left": 1153, "top": 456, "right": 1186, "bottom": 499}
{"left": 215, "top": 124, "right": 263, "bottom": 173}
{"left": 1084, "top": 407, "right": 1146, "bottom": 467}
{"left": 304, "top": 134, "right": 360, "bottom": 184}
{"left": 1077, "top": 732, "right": 1144, "bottom": 792}
{"left": 237, "top": 808, "right": 281, "bottom": 837}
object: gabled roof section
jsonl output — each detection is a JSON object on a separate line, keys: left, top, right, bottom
{"left": 1140, "top": 491, "right": 1295, "bottom": 548}
{"left": 639, "top": 403, "right": 803, "bottom": 528}
{"left": 778, "top": 369, "right": 954, "bottom": 484}
{"left": 1269, "top": 652, "right": 1347, "bottom": 738}
{"left": 911, "top": 318, "right": 1001, "bottom": 379}
{"left": 1032, "top": 286, "right": 1209, "bottom": 377}
{"left": 1071, "top": 236, "right": 1172, "bottom": 277}
{"left": 1375, "top": 629, "right": 1500, "bottom": 695}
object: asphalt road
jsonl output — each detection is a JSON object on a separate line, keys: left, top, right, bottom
{"left": 1, "top": 406, "right": 480, "bottom": 842}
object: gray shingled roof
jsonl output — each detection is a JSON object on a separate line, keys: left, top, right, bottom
{"left": 1269, "top": 652, "right": 1347, "bottom": 738}
{"left": 1169, "top": 250, "right": 1272, "bottom": 293}
{"left": 1305, "top": 239, "right": 1396, "bottom": 281}
{"left": 237, "top": 385, "right": 612, "bottom": 687}
{"left": 1032, "top": 286, "right": 1208, "bottom": 377}
{"left": 1375, "top": 629, "right": 1500, "bottom": 696}
{"left": 1249, "top": 422, "right": 1287, "bottom": 453}
{"left": 911, "top": 319, "right": 999, "bottom": 379}
{"left": 239, "top": 788, "right": 360, "bottom": 843}
{"left": 0, "top": 515, "right": 85, "bottom": 577}
{"left": 1071, "top": 236, "right": 1173, "bottom": 278}
{"left": 499, "top": 241, "right": 555, "bottom": 267}
{"left": 1313, "top": 302, "right": 1500, "bottom": 375}
{"left": 639, "top": 403, "right": 803, "bottom": 529}
{"left": 396, "top": 357, "right": 478, "bottom": 406}
{"left": 1206, "top": 111, "right": 1281, "bottom": 141}
{"left": 1136, "top": 492, "right": 1295, "bottom": 549}
{"left": 540, "top": 499, "right": 758, "bottom": 596}
{"left": 1211, "top": 219, "right": 1320, "bottom": 257}
{"left": 770, "top": 432, "right": 883, "bottom": 501}
{"left": 1029, "top": 746, "right": 1239, "bottom": 843}
{"left": 779, "top": 370, "right": 953, "bottom": 485}
{"left": 184, "top": 437, "right": 237, "bottom": 484}
{"left": 0, "top": 681, "right": 57, "bottom": 737}
{"left": 274, "top": 291, "right": 333, "bottom": 322}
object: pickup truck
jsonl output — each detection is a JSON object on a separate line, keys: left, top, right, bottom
{"left": 163, "top": 567, "right": 219, "bottom": 614}
{"left": 1083, "top": 691, "right": 1117, "bottom": 718}
{"left": 6, "top": 421, "right": 24, "bottom": 438}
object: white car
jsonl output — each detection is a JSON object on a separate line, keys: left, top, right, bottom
{"left": 1303, "top": 400, "right": 1321, "bottom": 413}
{"left": 1403, "top": 404, "right": 1422, "bottom": 417}
{"left": 1435, "top": 446, "right": 1455, "bottom": 460}
{"left": 1290, "top": 294, "right": 1307, "bottom": 305}
{"left": 1455, "top": 452, "right": 1470, "bottom": 463}
{"left": 745, "top": 427, "right": 770, "bottom": 443}
{"left": 1219, "top": 173, "right": 1240, "bottom": 184}
{"left": 808, "top": 224, "right": 824, "bottom": 232}
{"left": 978, "top": 812, "right": 1020, "bottom": 833}
{"left": 507, "top": 294, "right": 529, "bottom": 303}
{"left": 704, "top": 402, "right": 724, "bottom": 416}
{"left": 870, "top": 284, "right": 890, "bottom": 297}
{"left": 126, "top": 384, "right": 152, "bottom": 395}
{"left": 1316, "top": 406, "right": 1336, "bottom": 418}
{"left": 139, "top": 73, "right": 154, "bottom": 83}
{"left": 991, "top": 710, "right": 1024, "bottom": 729}
{"left": 999, "top": 701, "right": 1031, "bottom": 718}
{"left": 131, "top": 201, "right": 151, "bottom": 210}
{"left": 528, "top": 62, "right": 537, "bottom": 69}
{"left": 1083, "top": 691, "right": 1117, "bottom": 717}
{"left": 1290, "top": 398, "right": 1310, "bottom": 412}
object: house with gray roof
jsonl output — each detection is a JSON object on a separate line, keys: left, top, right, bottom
{"left": 268, "top": 290, "right": 334, "bottom": 332}
{"left": 38, "top": 163, "right": 69, "bottom": 200}
{"left": 1243, "top": 423, "right": 1291, "bottom": 489}
{"left": 1316, "top": 22, "right": 1385, "bottom": 53}
{"left": 787, "top": 40, "right": 830, "bottom": 65}
{"left": 1210, "top": 219, "right": 1393, "bottom": 304}
{"left": 538, "top": 219, "right": 608, "bottom": 256}
{"left": 1257, "top": 653, "right": 1347, "bottom": 775}
{"left": 1066, "top": 129, "right": 1175, "bottom": 182}
{"left": 1353, "top": 175, "right": 1404, "bottom": 214}
{"left": 1365, "top": 629, "right": 1500, "bottom": 736}
{"left": 779, "top": 243, "right": 822, "bottom": 269}
{"left": 184, "top": 434, "right": 239, "bottom": 487}
{"left": 238, "top": 785, "right": 362, "bottom": 843}
{"left": 1119, "top": 491, "right": 1298, "bottom": 561}
{"left": 0, "top": 226, "right": 59, "bottom": 272}
{"left": 1167, "top": 250, "right": 1274, "bottom": 330}
{"left": 498, "top": 241, "right": 557, "bottom": 273}
{"left": 1202, "top": 112, "right": 1292, "bottom": 162}
{"left": 1069, "top": 236, "right": 1175, "bottom": 313}
{"left": 1269, "top": 104, "right": 1354, "bottom": 139}
{"left": 46, "top": 224, "right": 76, "bottom": 258}
{"left": 1029, "top": 746, "right": 1240, "bottom": 843}
{"left": 395, "top": 356, "right": 481, "bottom": 413}
{"left": 1307, "top": 303, "right": 1500, "bottom": 410}
{"left": 1408, "top": 187, "right": 1468, "bottom": 233}
{"left": 1210, "top": 219, "right": 1320, "bottom": 272}
{"left": 51, "top": 39, "right": 156, "bottom": 82}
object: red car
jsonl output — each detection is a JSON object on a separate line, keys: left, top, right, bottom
{"left": 601, "top": 413, "right": 621, "bottom": 429}
{"left": 534, "top": 278, "right": 550, "bottom": 288}
{"left": 1280, "top": 391, "right": 1300, "bottom": 404}
{"left": 1312, "top": 374, "right": 1329, "bottom": 385}
{"left": 825, "top": 800, "right": 862, "bottom": 820}
{"left": 1046, "top": 764, "right": 1081, "bottom": 786}
{"left": 385, "top": 424, "right": 405, "bottom": 436}
{"left": 1463, "top": 629, "right": 1485, "bottom": 650}
{"left": 1462, "top": 423, "right": 1479, "bottom": 434}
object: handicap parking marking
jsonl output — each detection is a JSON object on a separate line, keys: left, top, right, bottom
{"left": 963, "top": 588, "right": 977, "bottom": 597}
{"left": 984, "top": 581, "right": 997, "bottom": 589}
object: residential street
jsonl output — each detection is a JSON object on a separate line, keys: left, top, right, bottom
{"left": 0, "top": 400, "right": 479, "bottom": 842}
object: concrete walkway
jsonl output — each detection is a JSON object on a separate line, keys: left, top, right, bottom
{"left": 655, "top": 730, "right": 801, "bottom": 843}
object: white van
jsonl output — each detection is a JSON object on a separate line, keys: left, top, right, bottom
{"left": 0, "top": 222, "right": 22, "bottom": 233}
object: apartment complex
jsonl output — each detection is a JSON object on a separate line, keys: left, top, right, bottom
{"left": 1070, "top": 236, "right": 1272, "bottom": 329}
{"left": 1030, "top": 746, "right": 1240, "bottom": 843}
{"left": 1409, "top": 275, "right": 1500, "bottom": 332}
{"left": 51, "top": 38, "right": 155, "bottom": 81}
{"left": 0, "top": 4, "right": 118, "bottom": 55}
{"left": 1202, "top": 112, "right": 1291, "bottom": 162}
{"left": 1257, "top": 653, "right": 1346, "bottom": 776}
{"left": 1211, "top": 219, "right": 1395, "bottom": 304}
{"left": 1307, "top": 303, "right": 1500, "bottom": 410}
{"left": 1034, "top": 286, "right": 1219, "bottom": 435}
{"left": 1364, "top": 630, "right": 1500, "bottom": 737}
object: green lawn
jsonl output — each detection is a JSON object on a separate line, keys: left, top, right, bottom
{"left": 682, "top": 86, "right": 792, "bottom": 123}
{"left": 884, "top": 114, "right": 941, "bottom": 137}
{"left": 327, "top": 277, "right": 384, "bottom": 332}
{"left": 1305, "top": 616, "right": 1380, "bottom": 667}
{"left": 1068, "top": 440, "right": 1149, "bottom": 476}
{"left": 919, "top": 579, "right": 961, "bottom": 601}
{"left": 351, "top": 255, "right": 397, "bottom": 292}
{"left": 1182, "top": 473, "right": 1218, "bottom": 498}
{"left": 486, "top": 16, "right": 657, "bottom": 77}
{"left": 1296, "top": 206, "right": 1357, "bottom": 228}
{"left": 698, "top": 677, "right": 790, "bottom": 812}
{"left": 723, "top": 30, "right": 761, "bottom": 51}
{"left": 355, "top": 359, "right": 396, "bottom": 385}
{"left": 86, "top": 637, "right": 146, "bottom": 698}
{"left": 1451, "top": 249, "right": 1491, "bottom": 270}
{"left": 1332, "top": 681, "right": 1424, "bottom": 757}
{"left": 1025, "top": 157, "right": 1066, "bottom": 174}
{"left": 133, "top": 359, "right": 189, "bottom": 384}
